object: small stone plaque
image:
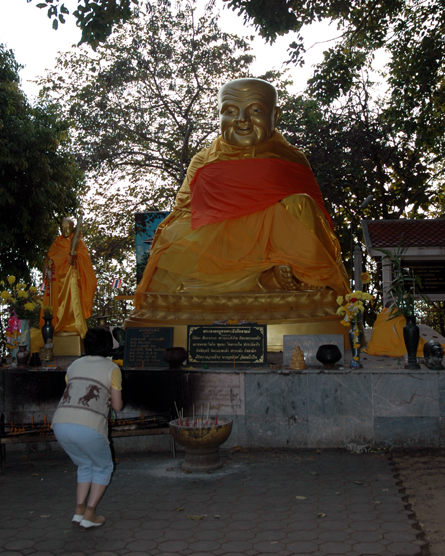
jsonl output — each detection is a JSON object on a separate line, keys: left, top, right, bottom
{"left": 123, "top": 327, "right": 173, "bottom": 368}
{"left": 188, "top": 325, "right": 266, "bottom": 366}
{"left": 283, "top": 334, "right": 345, "bottom": 367}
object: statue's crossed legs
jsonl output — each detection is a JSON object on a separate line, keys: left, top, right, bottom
{"left": 147, "top": 194, "right": 349, "bottom": 296}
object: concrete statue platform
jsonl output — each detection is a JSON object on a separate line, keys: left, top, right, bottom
{"left": 177, "top": 324, "right": 445, "bottom": 450}
{"left": 2, "top": 325, "right": 445, "bottom": 451}
{"left": 179, "top": 354, "right": 445, "bottom": 451}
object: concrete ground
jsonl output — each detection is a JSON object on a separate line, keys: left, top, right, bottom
{"left": 0, "top": 447, "right": 429, "bottom": 556}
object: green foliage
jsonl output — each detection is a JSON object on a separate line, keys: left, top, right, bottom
{"left": 0, "top": 44, "right": 84, "bottom": 284}
{"left": 82, "top": 217, "right": 136, "bottom": 326}
{"left": 305, "top": 2, "right": 445, "bottom": 162}
{"left": 223, "top": 0, "right": 306, "bottom": 42}
{"left": 40, "top": 0, "right": 256, "bottom": 192}
{"left": 223, "top": 0, "right": 349, "bottom": 43}
{"left": 278, "top": 73, "right": 441, "bottom": 271}
{"left": 29, "top": 0, "right": 138, "bottom": 48}
{"left": 225, "top": 0, "right": 445, "bottom": 163}
{"left": 418, "top": 300, "right": 445, "bottom": 337}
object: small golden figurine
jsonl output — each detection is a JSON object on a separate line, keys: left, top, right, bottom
{"left": 289, "top": 345, "right": 306, "bottom": 370}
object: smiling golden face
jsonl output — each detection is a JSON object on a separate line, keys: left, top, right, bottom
{"left": 218, "top": 78, "right": 280, "bottom": 147}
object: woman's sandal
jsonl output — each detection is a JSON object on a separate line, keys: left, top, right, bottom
{"left": 72, "top": 513, "right": 83, "bottom": 526}
{"left": 72, "top": 504, "right": 85, "bottom": 527}
{"left": 79, "top": 506, "right": 105, "bottom": 530}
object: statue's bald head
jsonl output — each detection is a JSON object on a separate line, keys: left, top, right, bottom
{"left": 218, "top": 78, "right": 280, "bottom": 147}
{"left": 60, "top": 218, "right": 74, "bottom": 238}
{"left": 218, "top": 78, "right": 278, "bottom": 108}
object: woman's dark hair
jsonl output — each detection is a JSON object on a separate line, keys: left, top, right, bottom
{"left": 83, "top": 327, "right": 113, "bottom": 357}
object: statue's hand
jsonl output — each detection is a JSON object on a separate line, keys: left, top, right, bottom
{"left": 69, "top": 250, "right": 77, "bottom": 265}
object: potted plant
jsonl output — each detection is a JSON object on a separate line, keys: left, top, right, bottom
{"left": 377, "top": 246, "right": 426, "bottom": 369}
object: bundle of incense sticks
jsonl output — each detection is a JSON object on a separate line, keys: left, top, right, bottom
{"left": 174, "top": 402, "right": 218, "bottom": 427}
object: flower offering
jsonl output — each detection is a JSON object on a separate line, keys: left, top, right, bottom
{"left": 336, "top": 290, "right": 374, "bottom": 327}
{"left": 0, "top": 276, "right": 43, "bottom": 351}
{"left": 336, "top": 290, "right": 374, "bottom": 366}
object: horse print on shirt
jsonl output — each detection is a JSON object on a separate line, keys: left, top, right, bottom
{"left": 78, "top": 384, "right": 102, "bottom": 406}
{"left": 60, "top": 382, "right": 73, "bottom": 404}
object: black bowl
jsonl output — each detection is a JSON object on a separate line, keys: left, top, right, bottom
{"left": 163, "top": 347, "right": 187, "bottom": 369}
{"left": 316, "top": 344, "right": 342, "bottom": 367}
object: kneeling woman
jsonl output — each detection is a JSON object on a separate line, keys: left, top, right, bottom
{"left": 52, "top": 327, "right": 123, "bottom": 529}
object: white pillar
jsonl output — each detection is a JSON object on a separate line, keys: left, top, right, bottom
{"left": 353, "top": 245, "right": 363, "bottom": 291}
{"left": 382, "top": 257, "right": 392, "bottom": 306}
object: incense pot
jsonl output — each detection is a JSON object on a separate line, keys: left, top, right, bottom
{"left": 169, "top": 417, "right": 233, "bottom": 472}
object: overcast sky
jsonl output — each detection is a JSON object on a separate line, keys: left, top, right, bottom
{"left": 0, "top": 0, "right": 341, "bottom": 101}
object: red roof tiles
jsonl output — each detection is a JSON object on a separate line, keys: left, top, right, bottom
{"left": 362, "top": 219, "right": 445, "bottom": 249}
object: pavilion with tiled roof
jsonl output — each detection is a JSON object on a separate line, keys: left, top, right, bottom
{"left": 361, "top": 219, "right": 445, "bottom": 302}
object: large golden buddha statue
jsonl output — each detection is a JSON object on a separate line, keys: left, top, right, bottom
{"left": 127, "top": 78, "right": 350, "bottom": 348}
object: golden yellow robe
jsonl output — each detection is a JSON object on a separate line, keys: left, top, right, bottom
{"left": 42, "top": 235, "right": 97, "bottom": 338}
{"left": 135, "top": 131, "right": 349, "bottom": 309}
{"left": 364, "top": 308, "right": 426, "bottom": 357}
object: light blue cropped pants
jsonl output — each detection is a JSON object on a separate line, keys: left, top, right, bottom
{"left": 53, "top": 423, "right": 114, "bottom": 485}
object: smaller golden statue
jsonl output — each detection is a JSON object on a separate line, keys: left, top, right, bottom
{"left": 42, "top": 214, "right": 97, "bottom": 339}
{"left": 289, "top": 346, "right": 307, "bottom": 370}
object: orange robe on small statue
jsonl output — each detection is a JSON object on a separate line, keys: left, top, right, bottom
{"left": 364, "top": 308, "right": 426, "bottom": 357}
{"left": 42, "top": 224, "right": 96, "bottom": 339}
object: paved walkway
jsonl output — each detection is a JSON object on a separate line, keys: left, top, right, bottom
{"left": 0, "top": 448, "right": 428, "bottom": 556}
